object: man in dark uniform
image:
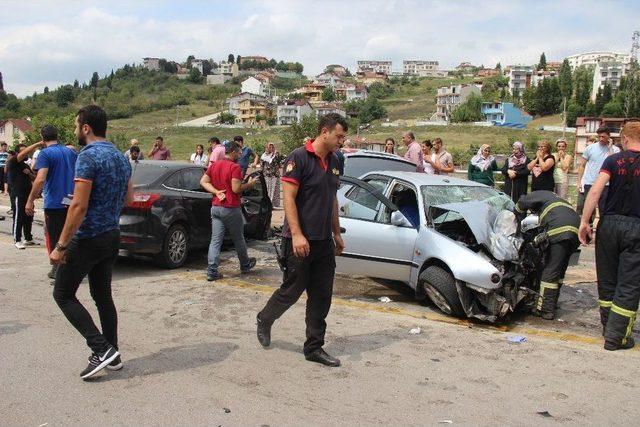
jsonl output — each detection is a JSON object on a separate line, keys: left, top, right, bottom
{"left": 579, "top": 121, "right": 640, "bottom": 351}
{"left": 515, "top": 190, "right": 580, "bottom": 320}
{"left": 256, "top": 113, "right": 347, "bottom": 367}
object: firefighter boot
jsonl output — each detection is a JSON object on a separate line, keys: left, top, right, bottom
{"left": 533, "top": 281, "right": 560, "bottom": 320}
{"left": 604, "top": 303, "right": 637, "bottom": 351}
{"left": 598, "top": 300, "right": 612, "bottom": 336}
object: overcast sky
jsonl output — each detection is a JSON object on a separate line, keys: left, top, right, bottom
{"left": 1, "top": 0, "right": 638, "bottom": 97}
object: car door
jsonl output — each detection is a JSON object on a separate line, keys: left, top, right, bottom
{"left": 242, "top": 171, "right": 272, "bottom": 239}
{"left": 177, "top": 167, "right": 213, "bottom": 247}
{"left": 336, "top": 176, "right": 418, "bottom": 282}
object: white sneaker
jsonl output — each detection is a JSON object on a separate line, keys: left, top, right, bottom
{"left": 23, "top": 240, "right": 38, "bottom": 246}
{"left": 15, "top": 241, "right": 26, "bottom": 249}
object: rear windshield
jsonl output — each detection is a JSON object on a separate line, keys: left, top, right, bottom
{"left": 131, "top": 165, "right": 166, "bottom": 186}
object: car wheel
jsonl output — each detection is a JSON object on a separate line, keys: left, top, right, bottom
{"left": 158, "top": 224, "right": 189, "bottom": 269}
{"left": 419, "top": 266, "right": 465, "bottom": 317}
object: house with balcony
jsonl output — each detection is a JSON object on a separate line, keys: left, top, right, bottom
{"left": 481, "top": 102, "right": 532, "bottom": 129}
{"left": 506, "top": 65, "right": 534, "bottom": 96}
{"left": 355, "top": 71, "right": 388, "bottom": 86}
{"left": 574, "top": 117, "right": 628, "bottom": 160}
{"left": 294, "top": 83, "right": 326, "bottom": 103}
{"left": 277, "top": 100, "right": 313, "bottom": 125}
{"left": 324, "top": 64, "right": 348, "bottom": 76}
{"left": 227, "top": 92, "right": 270, "bottom": 117}
{"left": 531, "top": 68, "right": 558, "bottom": 87}
{"left": 314, "top": 72, "right": 344, "bottom": 88}
{"left": 403, "top": 60, "right": 439, "bottom": 76}
{"left": 356, "top": 60, "right": 392, "bottom": 74}
{"left": 217, "top": 61, "right": 239, "bottom": 77}
{"left": 591, "top": 61, "right": 626, "bottom": 101}
{"left": 241, "top": 76, "right": 268, "bottom": 97}
{"left": 0, "top": 118, "right": 34, "bottom": 145}
{"left": 315, "top": 103, "right": 346, "bottom": 119}
{"left": 236, "top": 98, "right": 274, "bottom": 126}
{"left": 434, "top": 84, "right": 481, "bottom": 122}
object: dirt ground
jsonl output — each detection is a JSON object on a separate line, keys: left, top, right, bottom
{"left": 2, "top": 196, "right": 639, "bottom": 426}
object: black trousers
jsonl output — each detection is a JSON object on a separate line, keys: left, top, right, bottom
{"left": 596, "top": 215, "right": 640, "bottom": 346}
{"left": 44, "top": 208, "right": 68, "bottom": 254}
{"left": 259, "top": 238, "right": 336, "bottom": 355}
{"left": 53, "top": 230, "right": 120, "bottom": 354}
{"left": 12, "top": 192, "right": 33, "bottom": 242}
{"left": 576, "top": 184, "right": 608, "bottom": 226}
{"left": 537, "top": 238, "right": 579, "bottom": 316}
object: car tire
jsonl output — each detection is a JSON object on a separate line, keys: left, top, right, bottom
{"left": 419, "top": 266, "right": 465, "bottom": 317}
{"left": 158, "top": 223, "right": 189, "bottom": 269}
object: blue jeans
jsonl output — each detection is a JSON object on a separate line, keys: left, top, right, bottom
{"left": 207, "top": 206, "right": 251, "bottom": 273}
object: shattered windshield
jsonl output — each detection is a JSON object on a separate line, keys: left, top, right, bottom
{"left": 421, "top": 185, "right": 514, "bottom": 223}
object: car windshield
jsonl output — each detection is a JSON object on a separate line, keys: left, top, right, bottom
{"left": 421, "top": 185, "right": 514, "bottom": 223}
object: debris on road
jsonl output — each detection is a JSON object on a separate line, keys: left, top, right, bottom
{"left": 378, "top": 296, "right": 392, "bottom": 303}
{"left": 409, "top": 327, "right": 421, "bottom": 334}
{"left": 537, "top": 410, "right": 553, "bottom": 418}
{"left": 224, "top": 408, "right": 231, "bottom": 414}
{"left": 507, "top": 335, "right": 527, "bottom": 343}
{"left": 438, "top": 420, "right": 453, "bottom": 424}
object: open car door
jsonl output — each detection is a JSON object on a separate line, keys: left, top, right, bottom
{"left": 336, "top": 176, "right": 418, "bottom": 282}
{"left": 242, "top": 171, "right": 273, "bottom": 239}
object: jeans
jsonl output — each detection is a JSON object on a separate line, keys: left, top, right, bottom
{"left": 259, "top": 238, "right": 336, "bottom": 355}
{"left": 53, "top": 229, "right": 120, "bottom": 354}
{"left": 207, "top": 206, "right": 251, "bottom": 273}
{"left": 12, "top": 192, "right": 33, "bottom": 242}
{"left": 44, "top": 208, "right": 68, "bottom": 254}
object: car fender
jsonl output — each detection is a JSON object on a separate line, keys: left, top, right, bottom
{"left": 411, "top": 228, "right": 502, "bottom": 291}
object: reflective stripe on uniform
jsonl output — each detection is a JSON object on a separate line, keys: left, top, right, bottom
{"left": 547, "top": 225, "right": 579, "bottom": 237}
{"left": 540, "top": 201, "right": 574, "bottom": 222}
{"left": 515, "top": 204, "right": 524, "bottom": 213}
{"left": 537, "top": 281, "right": 559, "bottom": 310}
{"left": 611, "top": 303, "right": 638, "bottom": 345}
{"left": 599, "top": 300, "right": 613, "bottom": 308}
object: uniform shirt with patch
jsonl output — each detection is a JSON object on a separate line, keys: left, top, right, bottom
{"left": 75, "top": 142, "right": 131, "bottom": 239}
{"left": 281, "top": 140, "right": 340, "bottom": 241}
{"left": 600, "top": 150, "right": 640, "bottom": 218}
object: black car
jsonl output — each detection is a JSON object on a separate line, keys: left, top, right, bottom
{"left": 119, "top": 161, "right": 272, "bottom": 268}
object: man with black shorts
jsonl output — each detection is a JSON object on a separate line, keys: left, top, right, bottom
{"left": 50, "top": 105, "right": 133, "bottom": 379}
{"left": 22, "top": 125, "right": 77, "bottom": 282}
{"left": 256, "top": 113, "right": 346, "bottom": 367}
{"left": 579, "top": 121, "right": 640, "bottom": 351}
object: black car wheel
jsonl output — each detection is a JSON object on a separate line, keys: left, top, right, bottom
{"left": 158, "top": 223, "right": 189, "bottom": 268}
{"left": 419, "top": 266, "right": 465, "bottom": 317}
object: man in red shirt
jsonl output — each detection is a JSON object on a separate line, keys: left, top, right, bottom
{"left": 200, "top": 142, "right": 258, "bottom": 281}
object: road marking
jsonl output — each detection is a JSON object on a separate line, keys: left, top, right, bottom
{"left": 174, "top": 271, "right": 635, "bottom": 351}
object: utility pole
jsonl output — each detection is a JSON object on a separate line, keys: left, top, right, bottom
{"left": 562, "top": 96, "right": 567, "bottom": 139}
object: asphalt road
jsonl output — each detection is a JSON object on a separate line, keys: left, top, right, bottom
{"left": 2, "top": 204, "right": 639, "bottom": 426}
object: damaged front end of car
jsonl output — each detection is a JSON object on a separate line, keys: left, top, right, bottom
{"left": 428, "top": 201, "right": 547, "bottom": 322}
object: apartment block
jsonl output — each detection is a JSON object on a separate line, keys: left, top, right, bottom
{"left": 356, "top": 60, "right": 392, "bottom": 74}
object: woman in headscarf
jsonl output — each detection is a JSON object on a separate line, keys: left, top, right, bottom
{"left": 501, "top": 141, "right": 531, "bottom": 202}
{"left": 467, "top": 144, "right": 499, "bottom": 186}
{"left": 256, "top": 142, "right": 283, "bottom": 207}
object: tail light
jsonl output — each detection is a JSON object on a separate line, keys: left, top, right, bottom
{"left": 127, "top": 193, "right": 161, "bottom": 210}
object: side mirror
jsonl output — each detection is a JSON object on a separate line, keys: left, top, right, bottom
{"left": 391, "top": 210, "right": 413, "bottom": 228}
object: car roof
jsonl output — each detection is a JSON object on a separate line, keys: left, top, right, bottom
{"left": 362, "top": 170, "right": 488, "bottom": 187}
{"left": 131, "top": 160, "right": 199, "bottom": 171}
{"left": 344, "top": 150, "right": 415, "bottom": 165}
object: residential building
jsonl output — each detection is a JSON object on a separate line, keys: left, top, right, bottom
{"left": 455, "top": 62, "right": 476, "bottom": 74}
{"left": 191, "top": 59, "right": 205, "bottom": 75}
{"left": 236, "top": 98, "right": 274, "bottom": 126}
{"left": 295, "top": 83, "right": 326, "bottom": 103}
{"left": 481, "top": 102, "right": 532, "bottom": 129}
{"left": 315, "top": 103, "right": 346, "bottom": 119}
{"left": 574, "top": 117, "right": 629, "bottom": 160}
{"left": 591, "top": 61, "right": 626, "bottom": 101}
{"left": 239, "top": 55, "right": 268, "bottom": 65}
{"left": 356, "top": 71, "right": 389, "bottom": 86}
{"left": 565, "top": 51, "right": 631, "bottom": 70}
{"left": 345, "top": 84, "right": 368, "bottom": 101}
{"left": 143, "top": 57, "right": 161, "bottom": 71}
{"left": 217, "top": 61, "right": 239, "bottom": 77}
{"left": 403, "top": 60, "right": 439, "bottom": 76}
{"left": 324, "top": 64, "right": 348, "bottom": 76}
{"left": 276, "top": 100, "right": 313, "bottom": 125}
{"left": 418, "top": 69, "right": 448, "bottom": 78}
{"left": 357, "top": 60, "right": 392, "bottom": 74}
{"left": 241, "top": 76, "right": 267, "bottom": 97}
{"left": 506, "top": 65, "right": 534, "bottom": 95}
{"left": 435, "top": 84, "right": 481, "bottom": 122}
{"left": 0, "top": 118, "right": 34, "bottom": 145}
{"left": 476, "top": 68, "right": 500, "bottom": 78}
{"left": 314, "top": 72, "right": 343, "bottom": 88}
{"left": 227, "top": 92, "right": 270, "bottom": 117}
{"left": 546, "top": 61, "right": 563, "bottom": 72}
{"left": 207, "top": 74, "right": 231, "bottom": 85}
{"left": 531, "top": 68, "right": 558, "bottom": 87}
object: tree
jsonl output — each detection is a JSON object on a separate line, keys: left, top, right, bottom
{"left": 368, "top": 82, "right": 394, "bottom": 99}
{"left": 321, "top": 87, "right": 336, "bottom": 102}
{"left": 73, "top": 79, "right": 79, "bottom": 88}
{"left": 236, "top": 55, "right": 242, "bottom": 65}
{"left": 228, "top": 54, "right": 235, "bottom": 63}
{"left": 280, "top": 113, "right": 318, "bottom": 154}
{"left": 202, "top": 60, "right": 213, "bottom": 76}
{"left": 55, "top": 85, "right": 75, "bottom": 107}
{"left": 186, "top": 55, "right": 195, "bottom": 68}
{"left": 218, "top": 112, "right": 236, "bottom": 124}
{"left": 495, "top": 62, "right": 502, "bottom": 72}
{"left": 522, "top": 86, "right": 538, "bottom": 115}
{"left": 558, "top": 59, "right": 573, "bottom": 99}
{"left": 90, "top": 72, "right": 99, "bottom": 88}
{"left": 602, "top": 100, "right": 623, "bottom": 117}
{"left": 450, "top": 93, "right": 483, "bottom": 122}
{"left": 44, "top": 86, "right": 49, "bottom": 94}
{"left": 566, "top": 100, "right": 583, "bottom": 127}
{"left": 187, "top": 68, "right": 203, "bottom": 84}
{"left": 537, "top": 52, "right": 547, "bottom": 71}
{"left": 573, "top": 66, "right": 593, "bottom": 110}
{"left": 595, "top": 83, "right": 613, "bottom": 115}
{"left": 357, "top": 97, "right": 387, "bottom": 123}
{"left": 481, "top": 75, "right": 509, "bottom": 101}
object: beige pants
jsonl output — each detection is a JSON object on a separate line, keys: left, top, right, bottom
{"left": 554, "top": 182, "right": 568, "bottom": 200}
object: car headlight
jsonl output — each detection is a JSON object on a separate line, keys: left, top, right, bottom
{"left": 491, "top": 273, "right": 501, "bottom": 284}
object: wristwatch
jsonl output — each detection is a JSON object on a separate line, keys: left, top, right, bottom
{"left": 55, "top": 242, "right": 67, "bottom": 251}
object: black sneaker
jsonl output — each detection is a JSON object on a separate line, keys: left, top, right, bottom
{"left": 256, "top": 315, "right": 272, "bottom": 347}
{"left": 106, "top": 355, "right": 123, "bottom": 371}
{"left": 207, "top": 271, "right": 224, "bottom": 281}
{"left": 80, "top": 346, "right": 119, "bottom": 380}
{"left": 241, "top": 257, "right": 257, "bottom": 274}
{"left": 47, "top": 265, "right": 58, "bottom": 280}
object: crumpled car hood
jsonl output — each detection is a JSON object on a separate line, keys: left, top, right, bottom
{"left": 430, "top": 201, "right": 497, "bottom": 248}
